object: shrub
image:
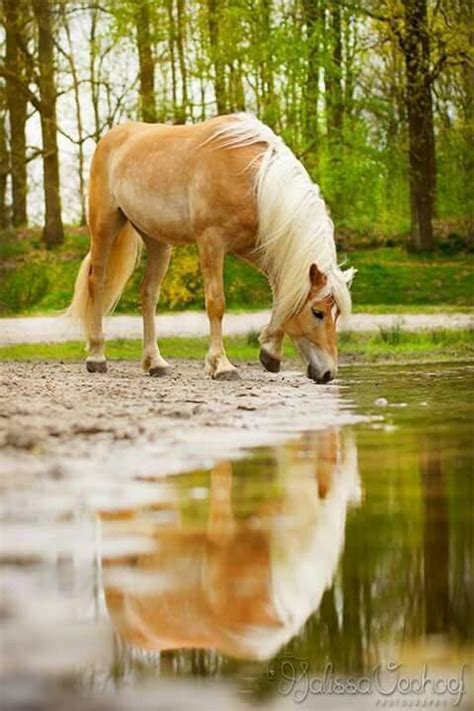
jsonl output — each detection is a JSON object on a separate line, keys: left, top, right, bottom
{"left": 0, "top": 264, "right": 50, "bottom": 314}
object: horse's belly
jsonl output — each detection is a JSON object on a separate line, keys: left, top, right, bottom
{"left": 111, "top": 144, "right": 194, "bottom": 243}
{"left": 116, "top": 184, "right": 193, "bottom": 244}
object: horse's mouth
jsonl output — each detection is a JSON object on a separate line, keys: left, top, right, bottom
{"left": 307, "top": 364, "right": 334, "bottom": 383}
{"left": 292, "top": 337, "right": 336, "bottom": 383}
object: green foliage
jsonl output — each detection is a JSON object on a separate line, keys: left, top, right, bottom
{"left": 0, "top": 229, "right": 472, "bottom": 316}
{"left": 379, "top": 322, "right": 403, "bottom": 346}
{"left": 0, "top": 264, "right": 50, "bottom": 313}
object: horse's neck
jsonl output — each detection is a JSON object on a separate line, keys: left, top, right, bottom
{"left": 234, "top": 247, "right": 279, "bottom": 297}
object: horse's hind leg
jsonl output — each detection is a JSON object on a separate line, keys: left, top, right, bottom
{"left": 86, "top": 208, "right": 126, "bottom": 372}
{"left": 140, "top": 237, "right": 172, "bottom": 376}
{"left": 197, "top": 230, "right": 239, "bottom": 380}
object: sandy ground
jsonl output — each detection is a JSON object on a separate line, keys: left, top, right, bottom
{"left": 0, "top": 360, "right": 365, "bottom": 514}
{"left": 1, "top": 310, "right": 473, "bottom": 345}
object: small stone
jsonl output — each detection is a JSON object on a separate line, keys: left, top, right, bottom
{"left": 374, "top": 397, "right": 388, "bottom": 407}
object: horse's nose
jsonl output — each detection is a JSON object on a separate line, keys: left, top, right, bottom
{"left": 307, "top": 365, "right": 334, "bottom": 383}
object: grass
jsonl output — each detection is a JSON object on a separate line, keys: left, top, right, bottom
{"left": 349, "top": 247, "right": 474, "bottom": 310}
{"left": 1, "top": 228, "right": 473, "bottom": 316}
{"left": 1, "top": 329, "right": 473, "bottom": 364}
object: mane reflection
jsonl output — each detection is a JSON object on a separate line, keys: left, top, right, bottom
{"left": 101, "top": 429, "right": 361, "bottom": 661}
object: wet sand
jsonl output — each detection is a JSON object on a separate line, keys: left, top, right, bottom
{"left": 0, "top": 360, "right": 362, "bottom": 510}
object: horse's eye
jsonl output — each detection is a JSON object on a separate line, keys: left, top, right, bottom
{"left": 312, "top": 309, "right": 325, "bottom": 320}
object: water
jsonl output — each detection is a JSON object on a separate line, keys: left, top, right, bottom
{"left": 1, "top": 362, "right": 472, "bottom": 709}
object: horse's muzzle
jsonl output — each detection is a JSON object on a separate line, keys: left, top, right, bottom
{"left": 307, "top": 364, "right": 334, "bottom": 384}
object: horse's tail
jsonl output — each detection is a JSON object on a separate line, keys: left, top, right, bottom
{"left": 67, "top": 222, "right": 142, "bottom": 331}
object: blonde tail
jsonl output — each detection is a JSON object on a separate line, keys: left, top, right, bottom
{"left": 67, "top": 222, "right": 142, "bottom": 333}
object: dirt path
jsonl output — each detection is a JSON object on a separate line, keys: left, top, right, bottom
{"left": 0, "top": 360, "right": 365, "bottom": 514}
{"left": 1, "top": 310, "right": 472, "bottom": 345}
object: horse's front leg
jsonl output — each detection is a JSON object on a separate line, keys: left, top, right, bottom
{"left": 198, "top": 232, "right": 239, "bottom": 380}
{"left": 140, "top": 237, "right": 173, "bottom": 376}
{"left": 233, "top": 247, "right": 283, "bottom": 374}
{"left": 259, "top": 314, "right": 284, "bottom": 373}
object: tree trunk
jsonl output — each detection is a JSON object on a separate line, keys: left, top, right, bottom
{"left": 135, "top": 0, "right": 156, "bottom": 123}
{"left": 325, "top": 1, "right": 343, "bottom": 144}
{"left": 166, "top": 0, "right": 178, "bottom": 119}
{"left": 302, "top": 0, "right": 321, "bottom": 153}
{"left": 228, "top": 60, "right": 245, "bottom": 112}
{"left": 0, "top": 108, "right": 9, "bottom": 228}
{"left": 175, "top": 0, "right": 188, "bottom": 123}
{"left": 207, "top": 0, "right": 226, "bottom": 113}
{"left": 402, "top": 0, "right": 436, "bottom": 251}
{"left": 62, "top": 11, "right": 87, "bottom": 225}
{"left": 4, "top": 0, "right": 28, "bottom": 226}
{"left": 260, "top": 0, "right": 276, "bottom": 127}
{"left": 89, "top": 5, "right": 101, "bottom": 143}
{"left": 32, "top": 0, "right": 64, "bottom": 246}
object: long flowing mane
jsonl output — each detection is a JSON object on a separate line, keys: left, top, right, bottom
{"left": 205, "top": 113, "right": 355, "bottom": 324}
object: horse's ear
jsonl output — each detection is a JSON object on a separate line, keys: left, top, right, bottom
{"left": 309, "top": 263, "right": 327, "bottom": 290}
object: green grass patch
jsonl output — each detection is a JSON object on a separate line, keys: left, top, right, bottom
{"left": 1, "top": 329, "right": 472, "bottom": 364}
{"left": 1, "top": 229, "right": 472, "bottom": 316}
{"left": 349, "top": 247, "right": 474, "bottom": 308}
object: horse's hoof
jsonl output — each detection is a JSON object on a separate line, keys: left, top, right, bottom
{"left": 86, "top": 360, "right": 107, "bottom": 373}
{"left": 213, "top": 369, "right": 240, "bottom": 381}
{"left": 259, "top": 348, "right": 281, "bottom": 373}
{"left": 149, "top": 366, "right": 170, "bottom": 378}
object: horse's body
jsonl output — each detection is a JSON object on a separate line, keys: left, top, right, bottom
{"left": 69, "top": 113, "right": 354, "bottom": 381}
{"left": 102, "top": 430, "right": 360, "bottom": 660}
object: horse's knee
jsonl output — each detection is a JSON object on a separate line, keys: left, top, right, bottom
{"left": 206, "top": 294, "right": 225, "bottom": 319}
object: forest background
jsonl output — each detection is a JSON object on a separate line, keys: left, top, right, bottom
{"left": 0, "top": 0, "right": 472, "bottom": 316}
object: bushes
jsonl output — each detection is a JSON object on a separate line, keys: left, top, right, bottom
{"left": 0, "top": 264, "right": 50, "bottom": 314}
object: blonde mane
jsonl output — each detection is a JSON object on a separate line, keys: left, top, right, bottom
{"left": 206, "top": 113, "right": 355, "bottom": 324}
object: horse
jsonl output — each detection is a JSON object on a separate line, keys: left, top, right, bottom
{"left": 68, "top": 113, "right": 355, "bottom": 382}
{"left": 101, "top": 429, "right": 361, "bottom": 661}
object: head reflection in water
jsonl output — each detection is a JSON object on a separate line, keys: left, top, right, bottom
{"left": 101, "top": 430, "right": 361, "bottom": 661}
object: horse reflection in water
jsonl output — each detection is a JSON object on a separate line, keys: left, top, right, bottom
{"left": 101, "top": 430, "right": 361, "bottom": 662}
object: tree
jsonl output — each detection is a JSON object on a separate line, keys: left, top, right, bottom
{"left": 58, "top": 6, "right": 87, "bottom": 225}
{"left": 31, "top": 0, "right": 64, "bottom": 246}
{"left": 325, "top": 0, "right": 344, "bottom": 145}
{"left": 135, "top": 0, "right": 157, "bottom": 122}
{"left": 3, "top": 0, "right": 28, "bottom": 226}
{"left": 0, "top": 102, "right": 8, "bottom": 228}
{"left": 207, "top": 0, "right": 226, "bottom": 113}
{"left": 302, "top": 0, "right": 322, "bottom": 154}
{"left": 401, "top": 0, "right": 436, "bottom": 251}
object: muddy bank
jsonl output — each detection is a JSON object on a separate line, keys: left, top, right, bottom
{"left": 0, "top": 360, "right": 364, "bottom": 512}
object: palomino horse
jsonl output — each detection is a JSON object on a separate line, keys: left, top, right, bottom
{"left": 101, "top": 430, "right": 361, "bottom": 661}
{"left": 69, "top": 113, "right": 354, "bottom": 382}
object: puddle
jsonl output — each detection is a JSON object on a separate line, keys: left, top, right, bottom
{"left": 1, "top": 361, "right": 472, "bottom": 709}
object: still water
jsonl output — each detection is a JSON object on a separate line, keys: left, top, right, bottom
{"left": 1, "top": 362, "right": 473, "bottom": 709}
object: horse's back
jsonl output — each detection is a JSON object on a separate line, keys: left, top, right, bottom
{"left": 92, "top": 116, "right": 259, "bottom": 248}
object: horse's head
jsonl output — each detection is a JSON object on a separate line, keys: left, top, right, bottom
{"left": 283, "top": 264, "right": 339, "bottom": 383}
